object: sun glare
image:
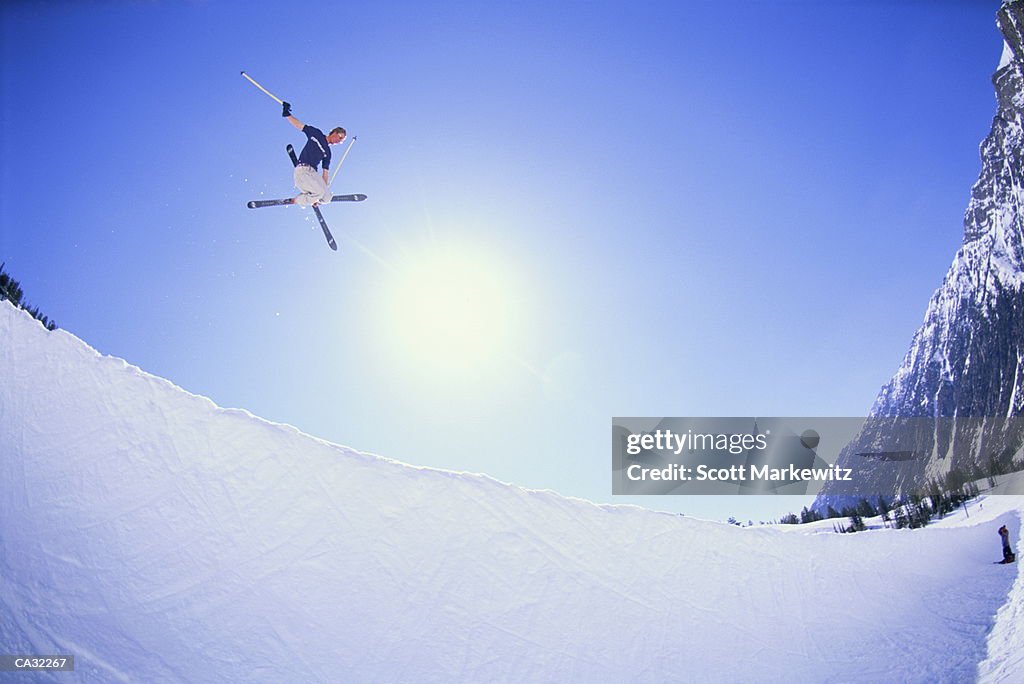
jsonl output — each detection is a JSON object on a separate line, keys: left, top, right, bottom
{"left": 378, "top": 242, "right": 525, "bottom": 381}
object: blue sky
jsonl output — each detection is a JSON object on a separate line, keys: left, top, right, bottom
{"left": 0, "top": 0, "right": 1003, "bottom": 521}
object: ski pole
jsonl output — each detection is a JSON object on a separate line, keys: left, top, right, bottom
{"left": 240, "top": 71, "right": 284, "bottom": 105}
{"left": 330, "top": 136, "right": 358, "bottom": 185}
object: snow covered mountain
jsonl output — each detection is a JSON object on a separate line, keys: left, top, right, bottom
{"left": 1, "top": 302, "right": 1023, "bottom": 681}
{"left": 817, "top": 0, "right": 1024, "bottom": 508}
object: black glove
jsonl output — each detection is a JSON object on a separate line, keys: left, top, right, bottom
{"left": 282, "top": 101, "right": 292, "bottom": 117}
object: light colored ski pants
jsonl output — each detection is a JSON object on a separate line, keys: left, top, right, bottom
{"left": 293, "top": 164, "right": 332, "bottom": 206}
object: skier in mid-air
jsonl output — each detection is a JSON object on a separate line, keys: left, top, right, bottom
{"left": 280, "top": 101, "right": 347, "bottom": 207}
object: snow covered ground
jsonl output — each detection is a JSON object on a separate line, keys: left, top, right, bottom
{"left": 1, "top": 299, "right": 1021, "bottom": 683}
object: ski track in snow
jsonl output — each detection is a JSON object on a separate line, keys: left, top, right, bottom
{"left": 1, "top": 300, "right": 1023, "bottom": 682}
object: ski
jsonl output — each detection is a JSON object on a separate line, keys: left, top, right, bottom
{"left": 287, "top": 144, "right": 337, "bottom": 251}
{"left": 312, "top": 205, "right": 336, "bottom": 250}
{"left": 247, "top": 194, "right": 367, "bottom": 209}
{"left": 248, "top": 198, "right": 293, "bottom": 208}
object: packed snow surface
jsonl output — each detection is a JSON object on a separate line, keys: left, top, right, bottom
{"left": 0, "top": 301, "right": 1021, "bottom": 683}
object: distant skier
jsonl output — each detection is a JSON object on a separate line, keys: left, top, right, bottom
{"left": 998, "top": 524, "right": 1015, "bottom": 563}
{"left": 280, "top": 101, "right": 347, "bottom": 207}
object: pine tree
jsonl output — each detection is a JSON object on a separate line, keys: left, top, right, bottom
{"left": 847, "top": 512, "right": 866, "bottom": 533}
{"left": 0, "top": 263, "right": 56, "bottom": 330}
{"left": 800, "top": 506, "right": 823, "bottom": 524}
{"left": 856, "top": 498, "right": 878, "bottom": 518}
{"left": 893, "top": 505, "right": 908, "bottom": 530}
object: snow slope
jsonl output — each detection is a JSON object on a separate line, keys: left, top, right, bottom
{"left": 0, "top": 299, "right": 1021, "bottom": 683}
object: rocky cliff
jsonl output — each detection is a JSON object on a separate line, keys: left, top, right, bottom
{"left": 817, "top": 0, "right": 1024, "bottom": 508}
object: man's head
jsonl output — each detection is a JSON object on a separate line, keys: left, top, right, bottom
{"left": 328, "top": 127, "right": 347, "bottom": 144}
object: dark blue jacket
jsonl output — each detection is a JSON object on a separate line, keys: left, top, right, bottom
{"left": 298, "top": 125, "right": 331, "bottom": 170}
